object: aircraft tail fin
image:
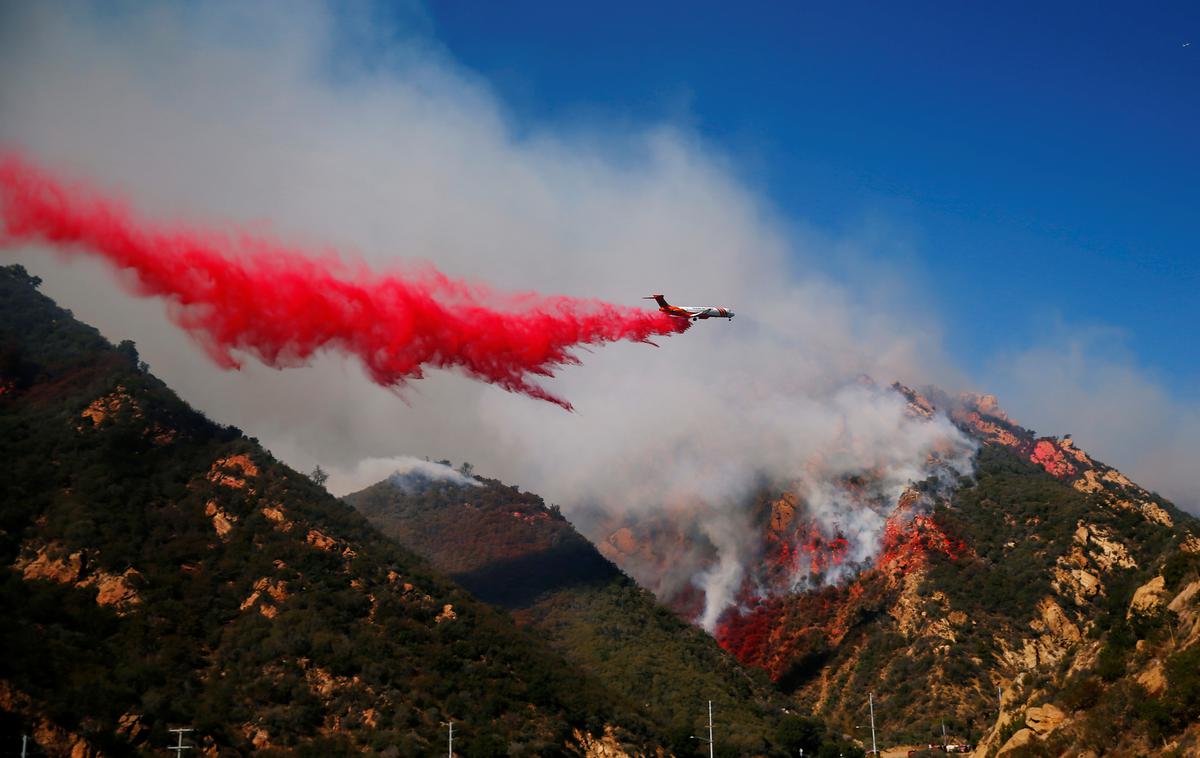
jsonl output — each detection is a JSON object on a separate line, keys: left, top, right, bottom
{"left": 643, "top": 293, "right": 670, "bottom": 308}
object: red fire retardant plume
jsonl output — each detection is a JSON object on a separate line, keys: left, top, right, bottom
{"left": 0, "top": 152, "right": 688, "bottom": 409}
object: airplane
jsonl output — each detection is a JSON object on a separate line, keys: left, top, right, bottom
{"left": 644, "top": 293, "right": 735, "bottom": 321}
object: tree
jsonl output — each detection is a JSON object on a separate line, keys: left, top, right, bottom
{"left": 309, "top": 465, "right": 329, "bottom": 488}
{"left": 116, "top": 339, "right": 140, "bottom": 367}
{"left": 776, "top": 714, "right": 824, "bottom": 755}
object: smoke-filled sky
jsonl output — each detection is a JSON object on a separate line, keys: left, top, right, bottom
{"left": 1, "top": 0, "right": 1196, "bottom": 529}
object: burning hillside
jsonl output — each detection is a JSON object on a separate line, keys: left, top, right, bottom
{"left": 591, "top": 381, "right": 977, "bottom": 635}
{"left": 593, "top": 384, "right": 1154, "bottom": 676}
{"left": 596, "top": 383, "right": 1200, "bottom": 753}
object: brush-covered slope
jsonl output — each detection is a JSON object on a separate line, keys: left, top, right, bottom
{"left": 593, "top": 386, "right": 1200, "bottom": 756}
{"left": 0, "top": 265, "right": 665, "bottom": 757}
{"left": 346, "top": 475, "right": 866, "bottom": 758}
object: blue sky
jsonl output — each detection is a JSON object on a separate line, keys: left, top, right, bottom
{"left": 3, "top": 1, "right": 1195, "bottom": 507}
{"left": 422, "top": 2, "right": 1198, "bottom": 397}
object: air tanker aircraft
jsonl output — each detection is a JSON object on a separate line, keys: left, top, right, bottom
{"left": 644, "top": 294, "right": 735, "bottom": 321}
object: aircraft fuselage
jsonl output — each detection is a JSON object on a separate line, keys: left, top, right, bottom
{"left": 645, "top": 294, "right": 734, "bottom": 321}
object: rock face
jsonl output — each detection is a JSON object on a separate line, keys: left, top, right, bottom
{"left": 206, "top": 454, "right": 258, "bottom": 490}
{"left": 205, "top": 500, "right": 238, "bottom": 539}
{"left": 1025, "top": 703, "right": 1066, "bottom": 735}
{"left": 15, "top": 543, "right": 84, "bottom": 584}
{"left": 79, "top": 385, "right": 139, "bottom": 426}
{"left": 997, "top": 728, "right": 1034, "bottom": 756}
{"left": 1128, "top": 575, "right": 1167, "bottom": 617}
{"left": 84, "top": 568, "right": 143, "bottom": 609}
{"left": 996, "top": 704, "right": 1067, "bottom": 755}
{"left": 0, "top": 681, "right": 101, "bottom": 758}
{"left": 571, "top": 726, "right": 636, "bottom": 758}
{"left": 14, "top": 542, "right": 142, "bottom": 613}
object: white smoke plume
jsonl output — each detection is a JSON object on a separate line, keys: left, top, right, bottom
{"left": 0, "top": 2, "right": 1129, "bottom": 629}
{"left": 565, "top": 380, "right": 977, "bottom": 629}
{"left": 326, "top": 456, "right": 479, "bottom": 496}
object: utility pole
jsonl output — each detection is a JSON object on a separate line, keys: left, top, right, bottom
{"left": 21, "top": 734, "right": 27, "bottom": 758}
{"left": 868, "top": 692, "right": 877, "bottom": 756}
{"left": 441, "top": 720, "right": 454, "bottom": 758}
{"left": 168, "top": 728, "right": 193, "bottom": 757}
{"left": 690, "top": 701, "right": 714, "bottom": 758}
{"left": 941, "top": 719, "right": 948, "bottom": 748}
{"left": 707, "top": 700, "right": 714, "bottom": 758}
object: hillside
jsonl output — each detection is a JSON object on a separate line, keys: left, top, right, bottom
{"left": 0, "top": 264, "right": 665, "bottom": 757}
{"left": 588, "top": 386, "right": 1200, "bottom": 755}
{"left": 346, "top": 474, "right": 865, "bottom": 757}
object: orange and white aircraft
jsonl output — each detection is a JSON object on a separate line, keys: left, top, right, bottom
{"left": 644, "top": 294, "right": 735, "bottom": 321}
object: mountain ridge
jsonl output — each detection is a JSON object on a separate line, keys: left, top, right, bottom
{"left": 345, "top": 471, "right": 867, "bottom": 757}
{"left": 0, "top": 264, "right": 674, "bottom": 757}
{"left": 7, "top": 259, "right": 1199, "bottom": 756}
{"left": 586, "top": 382, "right": 1200, "bottom": 754}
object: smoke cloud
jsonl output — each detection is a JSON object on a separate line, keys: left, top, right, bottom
{"left": 1, "top": 3, "right": 1185, "bottom": 629}
{"left": 986, "top": 327, "right": 1200, "bottom": 514}
{"left": 324, "top": 456, "right": 479, "bottom": 496}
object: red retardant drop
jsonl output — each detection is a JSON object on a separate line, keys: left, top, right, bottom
{"left": 0, "top": 152, "right": 689, "bottom": 409}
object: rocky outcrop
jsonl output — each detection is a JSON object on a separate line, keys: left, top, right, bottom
{"left": 1006, "top": 597, "right": 1082, "bottom": 670}
{"left": 996, "top": 727, "right": 1034, "bottom": 756}
{"left": 769, "top": 492, "right": 798, "bottom": 533}
{"left": 953, "top": 394, "right": 1177, "bottom": 531}
{"left": 15, "top": 543, "right": 85, "bottom": 583}
{"left": 261, "top": 503, "right": 295, "bottom": 532}
{"left": 1128, "top": 575, "right": 1167, "bottom": 618}
{"left": 1168, "top": 579, "right": 1200, "bottom": 614}
{"left": 14, "top": 542, "right": 142, "bottom": 613}
{"left": 1025, "top": 703, "right": 1066, "bottom": 735}
{"left": 1074, "top": 524, "right": 1137, "bottom": 572}
{"left": 1051, "top": 523, "right": 1136, "bottom": 605}
{"left": 996, "top": 704, "right": 1067, "bottom": 756}
{"left": 205, "top": 500, "right": 238, "bottom": 539}
{"left": 1030, "top": 439, "right": 1076, "bottom": 479}
{"left": 79, "top": 385, "right": 139, "bottom": 427}
{"left": 0, "top": 680, "right": 102, "bottom": 758}
{"left": 1136, "top": 658, "right": 1168, "bottom": 695}
{"left": 207, "top": 454, "right": 259, "bottom": 490}
{"left": 571, "top": 726, "right": 634, "bottom": 758}
{"left": 80, "top": 568, "right": 143, "bottom": 610}
{"left": 241, "top": 724, "right": 271, "bottom": 751}
{"left": 305, "top": 528, "right": 338, "bottom": 551}
{"left": 1167, "top": 578, "right": 1200, "bottom": 649}
{"left": 240, "top": 577, "right": 289, "bottom": 619}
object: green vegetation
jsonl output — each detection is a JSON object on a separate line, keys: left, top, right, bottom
{"left": 0, "top": 265, "right": 661, "bottom": 755}
{"left": 914, "top": 443, "right": 1199, "bottom": 754}
{"left": 925, "top": 445, "right": 1097, "bottom": 621}
{"left": 1162, "top": 547, "right": 1200, "bottom": 592}
{"left": 348, "top": 475, "right": 836, "bottom": 756}
{"left": 8, "top": 262, "right": 1195, "bottom": 755}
